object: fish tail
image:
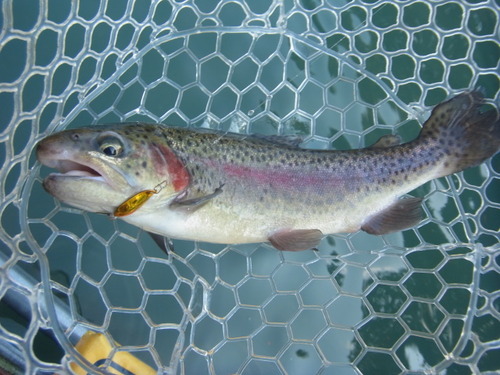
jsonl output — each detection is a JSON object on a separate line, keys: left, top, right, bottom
{"left": 418, "top": 91, "right": 500, "bottom": 176}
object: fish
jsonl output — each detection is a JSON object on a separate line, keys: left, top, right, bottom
{"left": 36, "top": 91, "right": 499, "bottom": 251}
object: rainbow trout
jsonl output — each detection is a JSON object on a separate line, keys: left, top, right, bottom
{"left": 37, "top": 92, "right": 499, "bottom": 251}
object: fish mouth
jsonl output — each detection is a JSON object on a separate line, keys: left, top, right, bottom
{"left": 44, "top": 159, "right": 106, "bottom": 181}
{"left": 36, "top": 143, "right": 131, "bottom": 213}
{"left": 35, "top": 132, "right": 136, "bottom": 214}
{"left": 36, "top": 140, "right": 127, "bottom": 189}
{"left": 38, "top": 154, "right": 112, "bottom": 185}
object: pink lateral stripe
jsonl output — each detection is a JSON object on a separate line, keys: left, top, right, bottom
{"left": 222, "top": 163, "right": 341, "bottom": 189}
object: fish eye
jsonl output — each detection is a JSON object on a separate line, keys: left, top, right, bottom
{"left": 102, "top": 144, "right": 120, "bottom": 156}
{"left": 97, "top": 135, "right": 124, "bottom": 157}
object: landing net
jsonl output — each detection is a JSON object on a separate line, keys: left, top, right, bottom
{"left": 0, "top": 1, "right": 498, "bottom": 374}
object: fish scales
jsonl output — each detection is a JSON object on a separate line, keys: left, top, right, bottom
{"left": 159, "top": 128, "right": 433, "bottom": 208}
{"left": 36, "top": 92, "right": 499, "bottom": 251}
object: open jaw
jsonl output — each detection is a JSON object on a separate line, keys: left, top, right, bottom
{"left": 37, "top": 146, "right": 131, "bottom": 190}
{"left": 44, "top": 159, "right": 106, "bottom": 182}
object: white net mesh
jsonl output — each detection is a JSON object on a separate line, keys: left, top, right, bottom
{"left": 1, "top": 0, "right": 499, "bottom": 374}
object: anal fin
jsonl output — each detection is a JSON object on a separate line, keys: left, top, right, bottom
{"left": 269, "top": 229, "right": 323, "bottom": 251}
{"left": 361, "top": 197, "right": 423, "bottom": 235}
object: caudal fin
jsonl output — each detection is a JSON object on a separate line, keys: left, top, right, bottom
{"left": 419, "top": 91, "right": 500, "bottom": 176}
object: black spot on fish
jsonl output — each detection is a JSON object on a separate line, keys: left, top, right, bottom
{"left": 142, "top": 161, "right": 147, "bottom": 168}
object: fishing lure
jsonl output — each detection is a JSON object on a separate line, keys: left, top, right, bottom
{"left": 114, "top": 181, "right": 168, "bottom": 217}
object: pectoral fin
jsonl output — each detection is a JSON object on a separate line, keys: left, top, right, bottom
{"left": 268, "top": 229, "right": 323, "bottom": 251}
{"left": 361, "top": 197, "right": 423, "bottom": 235}
{"left": 170, "top": 184, "right": 224, "bottom": 212}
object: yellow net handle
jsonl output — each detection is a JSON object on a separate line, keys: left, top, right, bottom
{"left": 71, "top": 331, "right": 156, "bottom": 375}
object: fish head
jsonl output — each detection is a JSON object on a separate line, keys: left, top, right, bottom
{"left": 36, "top": 124, "right": 187, "bottom": 215}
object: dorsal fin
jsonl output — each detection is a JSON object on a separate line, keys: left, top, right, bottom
{"left": 252, "top": 134, "right": 304, "bottom": 148}
{"left": 368, "top": 134, "right": 402, "bottom": 149}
